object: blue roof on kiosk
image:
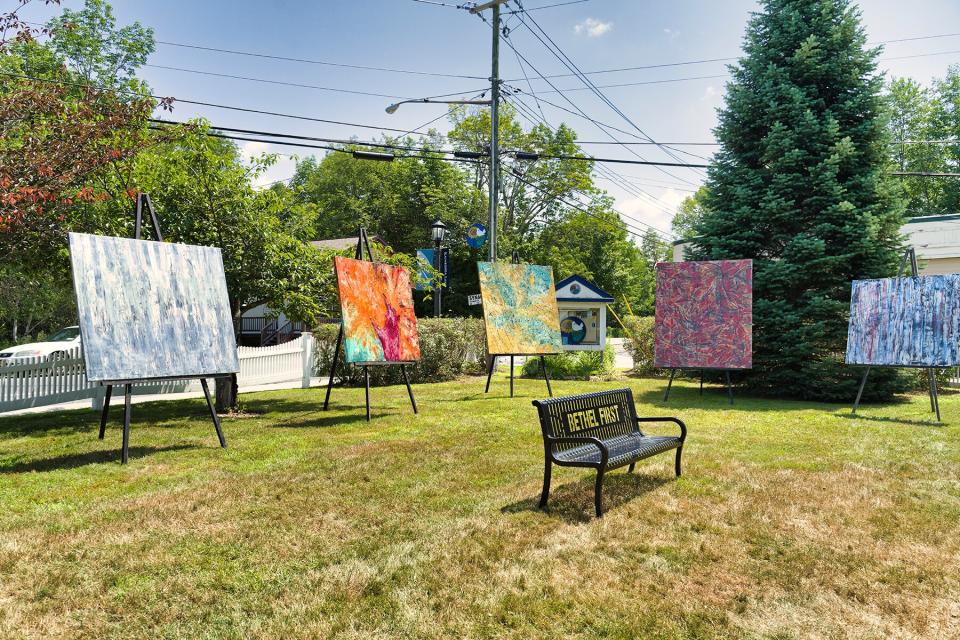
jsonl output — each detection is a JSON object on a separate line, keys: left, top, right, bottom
{"left": 555, "top": 274, "right": 614, "bottom": 302}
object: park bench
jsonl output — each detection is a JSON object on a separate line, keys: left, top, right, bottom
{"left": 532, "top": 388, "right": 687, "bottom": 517}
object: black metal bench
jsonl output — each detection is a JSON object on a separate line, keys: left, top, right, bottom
{"left": 532, "top": 388, "right": 687, "bottom": 517}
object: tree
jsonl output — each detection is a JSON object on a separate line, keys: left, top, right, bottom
{"left": 447, "top": 102, "right": 595, "bottom": 255}
{"left": 531, "top": 199, "right": 654, "bottom": 317}
{"left": 46, "top": 0, "right": 154, "bottom": 91}
{"left": 691, "top": 0, "right": 906, "bottom": 401}
{"left": 0, "top": 0, "right": 160, "bottom": 344}
{"left": 107, "top": 122, "right": 340, "bottom": 411}
{"left": 671, "top": 186, "right": 710, "bottom": 240}
{"left": 886, "top": 77, "right": 950, "bottom": 215}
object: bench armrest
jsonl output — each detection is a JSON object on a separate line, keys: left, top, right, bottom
{"left": 545, "top": 435, "right": 609, "bottom": 465}
{"left": 635, "top": 416, "right": 687, "bottom": 442}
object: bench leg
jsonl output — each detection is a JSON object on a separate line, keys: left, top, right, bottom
{"left": 594, "top": 468, "right": 605, "bottom": 517}
{"left": 539, "top": 458, "right": 552, "bottom": 508}
{"left": 627, "top": 462, "right": 635, "bottom": 473}
{"left": 675, "top": 446, "right": 683, "bottom": 477}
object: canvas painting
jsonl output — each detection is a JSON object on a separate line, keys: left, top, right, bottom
{"left": 845, "top": 275, "right": 960, "bottom": 367}
{"left": 655, "top": 259, "right": 753, "bottom": 369}
{"left": 334, "top": 256, "right": 421, "bottom": 363}
{"left": 477, "top": 262, "right": 563, "bottom": 355}
{"left": 69, "top": 232, "right": 239, "bottom": 382}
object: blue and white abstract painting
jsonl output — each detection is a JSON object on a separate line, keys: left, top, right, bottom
{"left": 69, "top": 233, "right": 240, "bottom": 382}
{"left": 845, "top": 275, "right": 960, "bottom": 367}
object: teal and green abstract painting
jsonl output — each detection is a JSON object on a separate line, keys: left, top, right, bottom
{"left": 477, "top": 262, "right": 562, "bottom": 355}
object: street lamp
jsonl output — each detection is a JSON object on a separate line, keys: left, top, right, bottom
{"left": 385, "top": 98, "right": 491, "bottom": 114}
{"left": 431, "top": 219, "right": 447, "bottom": 318}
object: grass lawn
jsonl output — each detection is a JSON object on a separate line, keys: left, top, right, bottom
{"left": 1, "top": 375, "right": 959, "bottom": 639}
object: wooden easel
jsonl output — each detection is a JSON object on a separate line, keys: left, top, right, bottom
{"left": 852, "top": 248, "right": 942, "bottom": 421}
{"left": 482, "top": 251, "right": 555, "bottom": 398}
{"left": 663, "top": 368, "right": 735, "bottom": 405}
{"left": 322, "top": 228, "right": 418, "bottom": 421}
{"left": 98, "top": 192, "right": 227, "bottom": 463}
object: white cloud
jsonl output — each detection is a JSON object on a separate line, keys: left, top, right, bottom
{"left": 663, "top": 27, "right": 680, "bottom": 41}
{"left": 617, "top": 189, "right": 688, "bottom": 238}
{"left": 574, "top": 17, "right": 612, "bottom": 38}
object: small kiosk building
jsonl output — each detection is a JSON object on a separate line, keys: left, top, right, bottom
{"left": 554, "top": 275, "right": 614, "bottom": 351}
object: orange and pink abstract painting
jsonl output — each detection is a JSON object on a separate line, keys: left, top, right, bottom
{"left": 334, "top": 257, "right": 421, "bottom": 363}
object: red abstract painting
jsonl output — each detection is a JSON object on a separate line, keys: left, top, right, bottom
{"left": 654, "top": 260, "right": 752, "bottom": 370}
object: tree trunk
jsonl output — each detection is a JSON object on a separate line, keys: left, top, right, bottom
{"left": 11, "top": 317, "right": 17, "bottom": 342}
{"left": 215, "top": 373, "right": 238, "bottom": 414}
{"left": 214, "top": 300, "right": 244, "bottom": 413}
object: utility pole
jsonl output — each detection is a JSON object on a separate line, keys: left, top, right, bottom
{"left": 471, "top": 0, "right": 508, "bottom": 262}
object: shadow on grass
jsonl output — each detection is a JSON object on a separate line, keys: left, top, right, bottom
{"left": 0, "top": 444, "right": 197, "bottom": 473}
{"left": 502, "top": 471, "right": 674, "bottom": 524}
{"left": 0, "top": 399, "right": 221, "bottom": 439}
{"left": 834, "top": 412, "right": 944, "bottom": 427}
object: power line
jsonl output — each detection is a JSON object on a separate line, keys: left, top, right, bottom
{"left": 144, "top": 63, "right": 487, "bottom": 101}
{"left": 507, "top": 168, "right": 668, "bottom": 241}
{"left": 503, "top": 32, "right": 960, "bottom": 82}
{"left": 536, "top": 73, "right": 728, "bottom": 93}
{"left": 508, "top": 8, "right": 707, "bottom": 182}
{"left": 153, "top": 41, "right": 486, "bottom": 80}
{"left": 503, "top": 92, "right": 681, "bottom": 227}
{"left": 504, "top": 0, "right": 589, "bottom": 13}
{"left": 0, "top": 70, "right": 446, "bottom": 139}
{"left": 515, "top": 7, "right": 706, "bottom": 175}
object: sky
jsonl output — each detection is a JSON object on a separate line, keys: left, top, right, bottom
{"left": 23, "top": 0, "right": 960, "bottom": 241}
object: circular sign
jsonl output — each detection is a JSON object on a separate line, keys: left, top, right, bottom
{"left": 560, "top": 316, "right": 587, "bottom": 345}
{"left": 570, "top": 283, "right": 581, "bottom": 295}
{"left": 466, "top": 223, "right": 487, "bottom": 249}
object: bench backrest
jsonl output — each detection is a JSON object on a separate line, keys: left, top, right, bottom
{"left": 532, "top": 388, "right": 638, "bottom": 452}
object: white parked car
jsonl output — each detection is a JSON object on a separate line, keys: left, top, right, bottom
{"left": 0, "top": 326, "right": 81, "bottom": 365}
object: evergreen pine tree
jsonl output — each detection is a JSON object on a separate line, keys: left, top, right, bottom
{"left": 691, "top": 0, "right": 906, "bottom": 400}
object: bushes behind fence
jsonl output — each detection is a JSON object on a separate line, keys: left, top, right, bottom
{"left": 314, "top": 317, "right": 486, "bottom": 386}
{"left": 520, "top": 344, "right": 616, "bottom": 380}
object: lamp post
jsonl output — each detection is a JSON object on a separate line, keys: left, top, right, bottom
{"left": 431, "top": 219, "right": 447, "bottom": 318}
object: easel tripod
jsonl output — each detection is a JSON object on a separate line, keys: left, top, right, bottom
{"left": 322, "top": 228, "right": 418, "bottom": 421}
{"left": 98, "top": 192, "right": 227, "bottom": 463}
{"left": 851, "top": 247, "right": 941, "bottom": 422}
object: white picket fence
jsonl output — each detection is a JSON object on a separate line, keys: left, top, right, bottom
{"left": 0, "top": 333, "right": 315, "bottom": 413}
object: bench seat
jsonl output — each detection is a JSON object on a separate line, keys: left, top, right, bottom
{"left": 553, "top": 433, "right": 682, "bottom": 468}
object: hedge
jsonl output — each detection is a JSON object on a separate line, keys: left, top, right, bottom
{"left": 520, "top": 344, "right": 615, "bottom": 380}
{"left": 313, "top": 317, "right": 486, "bottom": 386}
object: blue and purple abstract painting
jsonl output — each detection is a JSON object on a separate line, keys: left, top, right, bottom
{"left": 845, "top": 275, "right": 960, "bottom": 367}
{"left": 69, "top": 233, "right": 240, "bottom": 382}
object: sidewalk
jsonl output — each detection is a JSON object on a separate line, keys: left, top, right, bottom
{"left": 2, "top": 377, "right": 329, "bottom": 417}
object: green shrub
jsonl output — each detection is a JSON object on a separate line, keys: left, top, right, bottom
{"left": 620, "top": 316, "right": 659, "bottom": 376}
{"left": 520, "top": 344, "right": 615, "bottom": 380}
{"left": 313, "top": 317, "right": 486, "bottom": 386}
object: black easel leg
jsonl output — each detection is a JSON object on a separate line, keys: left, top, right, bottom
{"left": 926, "top": 368, "right": 936, "bottom": 412}
{"left": 699, "top": 370, "right": 704, "bottom": 396}
{"left": 540, "top": 355, "right": 552, "bottom": 397}
{"left": 323, "top": 326, "right": 344, "bottom": 410}
{"left": 121, "top": 384, "right": 132, "bottom": 464}
{"left": 725, "top": 371, "right": 734, "bottom": 405}
{"left": 663, "top": 369, "right": 676, "bottom": 402}
{"left": 928, "top": 369, "right": 941, "bottom": 422}
{"left": 364, "top": 366, "right": 371, "bottom": 422}
{"left": 510, "top": 356, "right": 514, "bottom": 398}
{"left": 99, "top": 385, "right": 112, "bottom": 440}
{"left": 485, "top": 356, "right": 496, "bottom": 393}
{"left": 401, "top": 364, "right": 418, "bottom": 414}
{"left": 852, "top": 366, "right": 871, "bottom": 415}
{"left": 201, "top": 378, "right": 226, "bottom": 448}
